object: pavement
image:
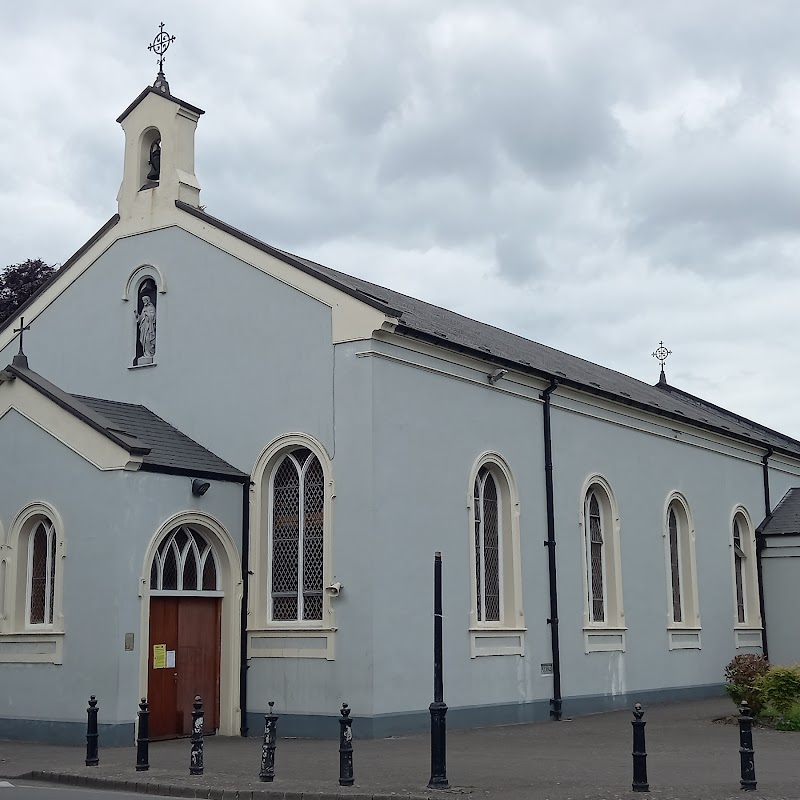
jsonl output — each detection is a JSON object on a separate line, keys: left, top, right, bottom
{"left": 0, "top": 698, "right": 798, "bottom": 800}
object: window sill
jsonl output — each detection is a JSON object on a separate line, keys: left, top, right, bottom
{"left": 0, "top": 632, "right": 64, "bottom": 664}
{"left": 248, "top": 628, "right": 335, "bottom": 660}
{"left": 735, "top": 627, "right": 763, "bottom": 649}
{"left": 667, "top": 627, "right": 702, "bottom": 650}
{"left": 469, "top": 627, "right": 526, "bottom": 658}
{"left": 584, "top": 627, "right": 626, "bottom": 653}
{"left": 128, "top": 363, "right": 157, "bottom": 370}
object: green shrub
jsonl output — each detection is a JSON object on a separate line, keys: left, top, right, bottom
{"left": 774, "top": 704, "right": 800, "bottom": 731}
{"left": 724, "top": 654, "right": 770, "bottom": 714}
{"left": 759, "top": 666, "right": 800, "bottom": 717}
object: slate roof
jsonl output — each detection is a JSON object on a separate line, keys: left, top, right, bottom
{"left": 176, "top": 202, "right": 800, "bottom": 461}
{"left": 760, "top": 489, "right": 800, "bottom": 537}
{"left": 74, "top": 395, "right": 246, "bottom": 480}
{"left": 4, "top": 362, "right": 244, "bottom": 481}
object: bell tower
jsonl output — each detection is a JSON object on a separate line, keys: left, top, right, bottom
{"left": 116, "top": 24, "right": 204, "bottom": 221}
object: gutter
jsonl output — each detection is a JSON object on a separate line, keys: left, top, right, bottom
{"left": 755, "top": 446, "right": 773, "bottom": 660}
{"left": 541, "top": 378, "right": 563, "bottom": 721}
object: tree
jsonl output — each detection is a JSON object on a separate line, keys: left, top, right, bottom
{"left": 0, "top": 259, "right": 57, "bottom": 326}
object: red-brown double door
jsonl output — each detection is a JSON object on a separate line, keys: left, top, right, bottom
{"left": 148, "top": 597, "right": 221, "bottom": 739}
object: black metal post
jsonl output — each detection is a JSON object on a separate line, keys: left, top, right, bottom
{"left": 339, "top": 702, "right": 354, "bottom": 786}
{"left": 738, "top": 702, "right": 757, "bottom": 791}
{"left": 85, "top": 695, "right": 99, "bottom": 767}
{"left": 136, "top": 698, "right": 150, "bottom": 772}
{"left": 259, "top": 701, "right": 278, "bottom": 782}
{"left": 428, "top": 551, "right": 449, "bottom": 790}
{"left": 190, "top": 695, "right": 204, "bottom": 776}
{"left": 631, "top": 703, "right": 649, "bottom": 792}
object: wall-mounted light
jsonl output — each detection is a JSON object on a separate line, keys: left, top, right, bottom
{"left": 191, "top": 478, "right": 211, "bottom": 497}
{"left": 487, "top": 368, "right": 508, "bottom": 385}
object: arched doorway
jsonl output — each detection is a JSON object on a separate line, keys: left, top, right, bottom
{"left": 147, "top": 524, "right": 223, "bottom": 738}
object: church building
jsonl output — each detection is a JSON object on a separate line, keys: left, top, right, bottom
{"left": 1, "top": 57, "right": 798, "bottom": 744}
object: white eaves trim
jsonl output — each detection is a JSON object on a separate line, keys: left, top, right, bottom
{"left": 0, "top": 377, "right": 142, "bottom": 472}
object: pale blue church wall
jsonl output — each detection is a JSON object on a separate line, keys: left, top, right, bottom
{"left": 244, "top": 342, "right": 377, "bottom": 736}
{"left": 0, "top": 410, "right": 242, "bottom": 744}
{"left": 357, "top": 340, "right": 796, "bottom": 731}
{"left": 365, "top": 346, "right": 552, "bottom": 733}
{"left": 0, "top": 226, "right": 336, "bottom": 473}
{"left": 549, "top": 401, "right": 773, "bottom": 711}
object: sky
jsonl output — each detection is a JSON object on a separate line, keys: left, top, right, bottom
{"left": 2, "top": 1, "right": 800, "bottom": 437}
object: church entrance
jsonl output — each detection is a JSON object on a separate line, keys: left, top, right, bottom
{"left": 147, "top": 526, "right": 223, "bottom": 739}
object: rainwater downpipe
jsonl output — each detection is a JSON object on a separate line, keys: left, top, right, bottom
{"left": 541, "top": 377, "right": 563, "bottom": 720}
{"left": 239, "top": 479, "right": 252, "bottom": 736}
{"left": 756, "top": 446, "right": 773, "bottom": 660}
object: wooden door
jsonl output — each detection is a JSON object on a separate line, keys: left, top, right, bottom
{"left": 148, "top": 597, "right": 221, "bottom": 738}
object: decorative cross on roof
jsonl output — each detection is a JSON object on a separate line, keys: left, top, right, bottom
{"left": 148, "top": 22, "right": 176, "bottom": 76}
{"left": 12, "top": 316, "right": 31, "bottom": 368}
{"left": 652, "top": 340, "right": 672, "bottom": 386}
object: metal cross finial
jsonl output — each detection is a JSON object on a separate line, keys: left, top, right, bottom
{"left": 652, "top": 341, "right": 672, "bottom": 368}
{"left": 148, "top": 22, "right": 175, "bottom": 74}
{"left": 652, "top": 340, "right": 672, "bottom": 386}
{"left": 13, "top": 317, "right": 30, "bottom": 355}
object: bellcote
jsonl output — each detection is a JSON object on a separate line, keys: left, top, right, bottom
{"left": 116, "top": 78, "right": 205, "bottom": 221}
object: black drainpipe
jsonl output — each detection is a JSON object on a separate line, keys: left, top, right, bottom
{"left": 756, "top": 447, "right": 773, "bottom": 660}
{"left": 239, "top": 479, "right": 252, "bottom": 736}
{"left": 541, "top": 377, "right": 562, "bottom": 720}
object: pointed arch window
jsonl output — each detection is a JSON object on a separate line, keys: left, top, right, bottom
{"left": 581, "top": 479, "right": 625, "bottom": 651}
{"left": 668, "top": 508, "right": 682, "bottom": 623}
{"left": 26, "top": 520, "right": 57, "bottom": 627}
{"left": 586, "top": 492, "right": 605, "bottom": 623}
{"left": 269, "top": 448, "right": 325, "bottom": 622}
{"left": 150, "top": 526, "right": 220, "bottom": 592}
{"left": 474, "top": 467, "right": 501, "bottom": 623}
{"left": 663, "top": 496, "right": 701, "bottom": 647}
{"left": 468, "top": 456, "right": 524, "bottom": 656}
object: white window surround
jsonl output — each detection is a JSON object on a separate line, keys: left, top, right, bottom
{"left": 663, "top": 493, "right": 701, "bottom": 648}
{"left": 578, "top": 475, "right": 625, "bottom": 653}
{"left": 249, "top": 434, "right": 336, "bottom": 659}
{"left": 730, "top": 507, "right": 762, "bottom": 643}
{"left": 0, "top": 503, "right": 66, "bottom": 664}
{"left": 122, "top": 263, "right": 167, "bottom": 301}
{"left": 467, "top": 453, "right": 524, "bottom": 656}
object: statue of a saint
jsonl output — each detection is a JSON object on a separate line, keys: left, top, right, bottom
{"left": 135, "top": 296, "right": 157, "bottom": 364}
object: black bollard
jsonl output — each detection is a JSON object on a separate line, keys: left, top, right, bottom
{"left": 738, "top": 702, "right": 757, "bottom": 791}
{"left": 339, "top": 703, "right": 354, "bottom": 786}
{"left": 259, "top": 701, "right": 278, "bottom": 782}
{"left": 190, "top": 695, "right": 204, "bottom": 776}
{"left": 85, "top": 695, "right": 99, "bottom": 767}
{"left": 631, "top": 703, "right": 649, "bottom": 792}
{"left": 136, "top": 698, "right": 150, "bottom": 772}
{"left": 428, "top": 551, "right": 449, "bottom": 790}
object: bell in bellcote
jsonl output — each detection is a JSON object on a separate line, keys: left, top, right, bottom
{"left": 147, "top": 140, "right": 162, "bottom": 181}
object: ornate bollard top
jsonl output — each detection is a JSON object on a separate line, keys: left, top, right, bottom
{"left": 193, "top": 696, "right": 202, "bottom": 712}
{"left": 739, "top": 702, "right": 752, "bottom": 718}
{"left": 88, "top": 695, "right": 97, "bottom": 710}
{"left": 633, "top": 703, "right": 644, "bottom": 720}
{"left": 139, "top": 697, "right": 148, "bottom": 710}
{"left": 341, "top": 702, "right": 351, "bottom": 718}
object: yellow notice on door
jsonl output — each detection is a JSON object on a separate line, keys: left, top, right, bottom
{"left": 153, "top": 643, "right": 167, "bottom": 669}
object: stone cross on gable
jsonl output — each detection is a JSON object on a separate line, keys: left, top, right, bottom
{"left": 11, "top": 316, "right": 31, "bottom": 368}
